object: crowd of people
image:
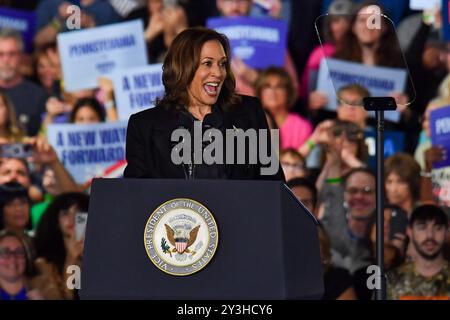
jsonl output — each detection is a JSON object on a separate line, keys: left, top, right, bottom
{"left": 0, "top": 0, "right": 448, "bottom": 300}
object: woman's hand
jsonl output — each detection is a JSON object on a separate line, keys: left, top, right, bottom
{"left": 25, "top": 136, "right": 59, "bottom": 166}
{"left": 145, "top": 12, "right": 164, "bottom": 42}
{"left": 424, "top": 146, "right": 447, "bottom": 172}
{"left": 46, "top": 97, "right": 70, "bottom": 118}
{"left": 308, "top": 91, "right": 328, "bottom": 111}
{"left": 231, "top": 57, "right": 259, "bottom": 85}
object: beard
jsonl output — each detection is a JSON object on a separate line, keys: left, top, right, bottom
{"left": 412, "top": 238, "right": 443, "bottom": 261}
{"left": 0, "top": 67, "right": 17, "bottom": 82}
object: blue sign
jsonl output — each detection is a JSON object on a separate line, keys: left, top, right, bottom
{"left": 112, "top": 64, "right": 164, "bottom": 121}
{"left": 317, "top": 58, "right": 407, "bottom": 123}
{"left": 47, "top": 122, "right": 128, "bottom": 184}
{"left": 0, "top": 7, "right": 36, "bottom": 53}
{"left": 430, "top": 105, "right": 450, "bottom": 168}
{"left": 365, "top": 130, "right": 405, "bottom": 169}
{"left": 57, "top": 20, "right": 148, "bottom": 92}
{"left": 443, "top": 0, "right": 450, "bottom": 41}
{"left": 207, "top": 17, "right": 287, "bottom": 69}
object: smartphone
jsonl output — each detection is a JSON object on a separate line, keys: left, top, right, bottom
{"left": 389, "top": 208, "right": 408, "bottom": 240}
{"left": 0, "top": 143, "right": 33, "bottom": 159}
{"left": 75, "top": 212, "right": 88, "bottom": 241}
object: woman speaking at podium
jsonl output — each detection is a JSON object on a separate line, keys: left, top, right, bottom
{"left": 124, "top": 27, "right": 284, "bottom": 181}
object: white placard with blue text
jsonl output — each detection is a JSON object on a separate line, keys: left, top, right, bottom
{"left": 409, "top": 0, "right": 440, "bottom": 10}
{"left": 57, "top": 20, "right": 148, "bottom": 92}
{"left": 316, "top": 58, "right": 407, "bottom": 123}
{"left": 113, "top": 64, "right": 164, "bottom": 120}
{"left": 47, "top": 122, "right": 127, "bottom": 184}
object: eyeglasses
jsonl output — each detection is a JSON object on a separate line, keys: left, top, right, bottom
{"left": 0, "top": 51, "right": 20, "bottom": 58}
{"left": 345, "top": 186, "right": 374, "bottom": 195}
{"left": 0, "top": 248, "right": 26, "bottom": 259}
{"left": 221, "top": 0, "right": 251, "bottom": 3}
{"left": 281, "top": 161, "right": 305, "bottom": 171}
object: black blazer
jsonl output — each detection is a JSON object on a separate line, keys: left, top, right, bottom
{"left": 123, "top": 95, "right": 284, "bottom": 181}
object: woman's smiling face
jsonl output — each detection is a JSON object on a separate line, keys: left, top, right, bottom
{"left": 187, "top": 40, "right": 228, "bottom": 108}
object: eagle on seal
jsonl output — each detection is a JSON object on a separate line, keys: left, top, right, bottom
{"left": 165, "top": 224, "right": 200, "bottom": 255}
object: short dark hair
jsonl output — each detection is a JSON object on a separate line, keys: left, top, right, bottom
{"left": 409, "top": 204, "right": 449, "bottom": 228}
{"left": 70, "top": 97, "right": 106, "bottom": 123}
{"left": 0, "top": 182, "right": 31, "bottom": 230}
{"left": 385, "top": 153, "right": 421, "bottom": 202}
{"left": 342, "top": 167, "right": 375, "bottom": 188}
{"left": 286, "top": 177, "right": 317, "bottom": 209}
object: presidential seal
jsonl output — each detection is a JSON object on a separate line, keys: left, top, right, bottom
{"left": 143, "top": 198, "right": 219, "bottom": 276}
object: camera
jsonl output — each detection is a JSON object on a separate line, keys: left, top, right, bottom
{"left": 363, "top": 97, "right": 397, "bottom": 111}
{"left": 0, "top": 143, "right": 33, "bottom": 159}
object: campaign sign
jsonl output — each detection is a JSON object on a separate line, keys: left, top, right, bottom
{"left": 443, "top": 0, "right": 450, "bottom": 41}
{"left": 317, "top": 58, "right": 407, "bottom": 123}
{"left": 57, "top": 20, "right": 148, "bottom": 92}
{"left": 47, "top": 122, "right": 128, "bottom": 184}
{"left": 430, "top": 105, "right": 450, "bottom": 168}
{"left": 207, "top": 16, "right": 287, "bottom": 68}
{"left": 365, "top": 130, "right": 405, "bottom": 169}
{"left": 410, "top": 0, "right": 440, "bottom": 10}
{"left": 113, "top": 64, "right": 164, "bottom": 120}
{"left": 0, "top": 7, "right": 36, "bottom": 53}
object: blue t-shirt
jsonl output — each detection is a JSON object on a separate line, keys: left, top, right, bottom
{"left": 0, "top": 287, "right": 28, "bottom": 300}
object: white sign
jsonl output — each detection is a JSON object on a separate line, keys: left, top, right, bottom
{"left": 47, "top": 121, "right": 128, "bottom": 184}
{"left": 57, "top": 20, "right": 148, "bottom": 92}
{"left": 317, "top": 58, "right": 407, "bottom": 123}
{"left": 112, "top": 64, "right": 164, "bottom": 120}
{"left": 410, "top": 0, "right": 440, "bottom": 10}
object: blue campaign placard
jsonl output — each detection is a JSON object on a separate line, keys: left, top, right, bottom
{"left": 430, "top": 105, "right": 450, "bottom": 168}
{"left": 47, "top": 121, "right": 128, "bottom": 184}
{"left": 207, "top": 16, "right": 287, "bottom": 69}
{"left": 0, "top": 7, "right": 36, "bottom": 53}
{"left": 443, "top": 0, "right": 450, "bottom": 40}
{"left": 112, "top": 64, "right": 165, "bottom": 121}
{"left": 365, "top": 130, "right": 405, "bottom": 169}
{"left": 317, "top": 58, "right": 407, "bottom": 123}
{"left": 57, "top": 20, "right": 148, "bottom": 92}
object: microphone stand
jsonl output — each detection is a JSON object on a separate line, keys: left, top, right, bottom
{"left": 363, "top": 97, "right": 397, "bottom": 300}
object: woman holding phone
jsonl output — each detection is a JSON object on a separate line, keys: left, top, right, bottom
{"left": 32, "top": 192, "right": 89, "bottom": 300}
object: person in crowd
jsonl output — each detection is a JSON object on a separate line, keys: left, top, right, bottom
{"left": 320, "top": 168, "right": 376, "bottom": 274}
{"left": 318, "top": 224, "right": 357, "bottom": 300}
{"left": 33, "top": 192, "right": 89, "bottom": 300}
{"left": 0, "top": 182, "right": 32, "bottom": 236}
{"left": 314, "top": 120, "right": 368, "bottom": 192}
{"left": 300, "top": 0, "right": 353, "bottom": 101}
{"left": 255, "top": 67, "right": 312, "bottom": 150}
{"left": 308, "top": 1, "right": 410, "bottom": 129}
{"left": 286, "top": 177, "right": 317, "bottom": 216}
{"left": 0, "top": 137, "right": 80, "bottom": 202}
{"left": 0, "top": 30, "right": 47, "bottom": 136}
{"left": 385, "top": 153, "right": 421, "bottom": 216}
{"left": 280, "top": 149, "right": 308, "bottom": 182}
{"left": 128, "top": 0, "right": 190, "bottom": 63}
{"left": 34, "top": 45, "right": 59, "bottom": 96}
{"left": 0, "top": 230, "right": 42, "bottom": 300}
{"left": 387, "top": 204, "right": 450, "bottom": 300}
{"left": 215, "top": 0, "right": 298, "bottom": 97}
{"left": 124, "top": 27, "right": 284, "bottom": 180}
{"left": 0, "top": 91, "right": 25, "bottom": 144}
{"left": 335, "top": 84, "right": 370, "bottom": 131}
{"left": 34, "top": 0, "right": 121, "bottom": 48}
{"left": 70, "top": 97, "right": 106, "bottom": 124}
